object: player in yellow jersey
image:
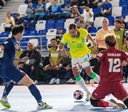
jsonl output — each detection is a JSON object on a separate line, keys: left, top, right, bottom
{"left": 58, "top": 24, "right": 100, "bottom": 101}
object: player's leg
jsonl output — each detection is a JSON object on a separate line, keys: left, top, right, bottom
{"left": 90, "top": 83, "right": 125, "bottom": 108}
{"left": 112, "top": 82, "right": 128, "bottom": 108}
{"left": 90, "top": 96, "right": 125, "bottom": 108}
{"left": 72, "top": 58, "right": 91, "bottom": 101}
{"left": 43, "top": 64, "right": 55, "bottom": 84}
{"left": 17, "top": 71, "right": 52, "bottom": 110}
{"left": 84, "top": 66, "right": 100, "bottom": 83}
{"left": 82, "top": 54, "right": 100, "bottom": 83}
{"left": 2, "top": 81, "right": 15, "bottom": 98}
{"left": 0, "top": 81, "right": 14, "bottom": 108}
{"left": 0, "top": 70, "right": 14, "bottom": 108}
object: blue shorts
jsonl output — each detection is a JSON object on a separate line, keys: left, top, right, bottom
{"left": 2, "top": 66, "right": 26, "bottom": 83}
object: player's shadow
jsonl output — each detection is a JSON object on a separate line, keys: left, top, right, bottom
{"left": 90, "top": 107, "right": 128, "bottom": 112}
{"left": 0, "top": 108, "right": 18, "bottom": 112}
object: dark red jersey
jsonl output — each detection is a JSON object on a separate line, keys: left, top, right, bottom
{"left": 96, "top": 47, "right": 128, "bottom": 83}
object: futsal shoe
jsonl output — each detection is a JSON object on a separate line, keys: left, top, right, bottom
{"left": 86, "top": 93, "right": 91, "bottom": 101}
{"left": 0, "top": 97, "right": 11, "bottom": 108}
{"left": 110, "top": 99, "right": 125, "bottom": 109}
{"left": 37, "top": 102, "right": 53, "bottom": 110}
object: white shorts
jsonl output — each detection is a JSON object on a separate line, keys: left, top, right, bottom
{"left": 71, "top": 54, "right": 91, "bottom": 71}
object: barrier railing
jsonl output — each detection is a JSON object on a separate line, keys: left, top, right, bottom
{"left": 0, "top": 33, "right": 96, "bottom": 56}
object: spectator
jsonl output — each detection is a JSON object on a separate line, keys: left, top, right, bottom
{"left": 95, "top": 18, "right": 115, "bottom": 74}
{"left": 76, "top": 16, "right": 91, "bottom": 30}
{"left": 96, "top": 18, "right": 115, "bottom": 51}
{"left": 121, "top": 37, "right": 128, "bottom": 83}
{"left": 15, "top": 13, "right": 23, "bottom": 26}
{"left": 0, "top": 0, "right": 4, "bottom": 8}
{"left": 23, "top": 1, "right": 35, "bottom": 21}
{"left": 60, "top": 2, "right": 72, "bottom": 19}
{"left": 34, "top": 0, "right": 46, "bottom": 21}
{"left": 14, "top": 41, "right": 23, "bottom": 66}
{"left": 56, "top": 27, "right": 63, "bottom": 44}
{"left": 82, "top": 5, "right": 94, "bottom": 27}
{"left": 114, "top": 19, "right": 126, "bottom": 49}
{"left": 71, "top": 5, "right": 81, "bottom": 18}
{"left": 96, "top": 0, "right": 112, "bottom": 17}
{"left": 119, "top": 16, "right": 127, "bottom": 29}
{"left": 121, "top": 21, "right": 128, "bottom": 39}
{"left": 51, "top": 0, "right": 64, "bottom": 5}
{"left": 45, "top": 0, "right": 52, "bottom": 11}
{"left": 47, "top": 0, "right": 62, "bottom": 19}
{"left": 5, "top": 12, "right": 15, "bottom": 32}
{"left": 18, "top": 39, "right": 42, "bottom": 84}
{"left": 82, "top": 0, "right": 98, "bottom": 8}
{"left": 43, "top": 38, "right": 63, "bottom": 84}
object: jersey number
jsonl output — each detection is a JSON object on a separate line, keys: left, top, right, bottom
{"left": 108, "top": 58, "right": 121, "bottom": 72}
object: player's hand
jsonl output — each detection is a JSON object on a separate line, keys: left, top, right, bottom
{"left": 31, "top": 66, "right": 34, "bottom": 71}
{"left": 61, "top": 50, "right": 68, "bottom": 58}
{"left": 92, "top": 42, "right": 97, "bottom": 50}
{"left": 22, "top": 56, "right": 29, "bottom": 62}
{"left": 0, "top": 45, "right": 4, "bottom": 52}
{"left": 17, "top": 63, "right": 24, "bottom": 68}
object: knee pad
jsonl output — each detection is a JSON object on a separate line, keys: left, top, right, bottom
{"left": 90, "top": 98, "right": 99, "bottom": 107}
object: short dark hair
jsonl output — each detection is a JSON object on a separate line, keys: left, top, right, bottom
{"left": 50, "top": 38, "right": 57, "bottom": 42}
{"left": 69, "top": 24, "right": 77, "bottom": 30}
{"left": 16, "top": 13, "right": 20, "bottom": 16}
{"left": 105, "top": 34, "right": 116, "bottom": 47}
{"left": 12, "top": 25, "right": 24, "bottom": 35}
{"left": 58, "top": 27, "right": 62, "bottom": 30}
{"left": 114, "top": 19, "right": 121, "bottom": 24}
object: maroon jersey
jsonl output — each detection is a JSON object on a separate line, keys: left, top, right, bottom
{"left": 96, "top": 47, "right": 128, "bottom": 83}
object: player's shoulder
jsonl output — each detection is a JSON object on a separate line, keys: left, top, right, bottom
{"left": 97, "top": 50, "right": 107, "bottom": 56}
{"left": 63, "top": 31, "right": 70, "bottom": 38}
{"left": 78, "top": 28, "right": 87, "bottom": 33}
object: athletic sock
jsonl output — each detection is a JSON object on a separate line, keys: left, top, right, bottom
{"left": 28, "top": 84, "right": 42, "bottom": 103}
{"left": 90, "top": 72, "right": 100, "bottom": 83}
{"left": 98, "top": 99, "right": 109, "bottom": 107}
{"left": 2, "top": 82, "right": 14, "bottom": 98}
{"left": 75, "top": 75, "right": 90, "bottom": 93}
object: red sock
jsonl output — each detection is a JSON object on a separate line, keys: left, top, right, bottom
{"left": 98, "top": 99, "right": 109, "bottom": 107}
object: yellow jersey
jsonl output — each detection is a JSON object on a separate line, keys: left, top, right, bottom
{"left": 60, "top": 28, "right": 90, "bottom": 58}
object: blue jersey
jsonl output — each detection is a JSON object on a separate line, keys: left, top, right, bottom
{"left": 1, "top": 36, "right": 16, "bottom": 69}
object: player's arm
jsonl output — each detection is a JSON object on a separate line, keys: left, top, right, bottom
{"left": 57, "top": 35, "right": 68, "bottom": 57}
{"left": 0, "top": 45, "right": 4, "bottom": 52}
{"left": 56, "top": 55, "right": 63, "bottom": 65}
{"left": 90, "top": 57, "right": 100, "bottom": 66}
{"left": 90, "top": 52, "right": 104, "bottom": 66}
{"left": 87, "top": 34, "right": 97, "bottom": 50}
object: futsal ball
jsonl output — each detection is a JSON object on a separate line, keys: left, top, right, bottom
{"left": 73, "top": 90, "right": 84, "bottom": 100}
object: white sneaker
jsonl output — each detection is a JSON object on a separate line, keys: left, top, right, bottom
{"left": 86, "top": 93, "right": 91, "bottom": 101}
{"left": 56, "top": 78, "right": 60, "bottom": 84}
{"left": 109, "top": 99, "right": 125, "bottom": 109}
{"left": 0, "top": 97, "right": 11, "bottom": 108}
{"left": 37, "top": 102, "right": 53, "bottom": 110}
{"left": 66, "top": 78, "right": 76, "bottom": 84}
{"left": 49, "top": 78, "right": 56, "bottom": 84}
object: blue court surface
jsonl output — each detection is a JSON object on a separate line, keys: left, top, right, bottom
{"left": 0, "top": 84, "right": 128, "bottom": 112}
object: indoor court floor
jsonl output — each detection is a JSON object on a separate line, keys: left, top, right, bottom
{"left": 0, "top": 84, "right": 128, "bottom": 112}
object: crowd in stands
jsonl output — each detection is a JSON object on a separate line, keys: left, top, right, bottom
{"left": 0, "top": 0, "right": 9, "bottom": 8}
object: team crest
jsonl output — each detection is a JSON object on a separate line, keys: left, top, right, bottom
{"left": 82, "top": 38, "right": 85, "bottom": 42}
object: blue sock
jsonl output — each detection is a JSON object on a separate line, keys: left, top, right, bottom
{"left": 3, "top": 82, "right": 14, "bottom": 98}
{"left": 28, "top": 84, "right": 42, "bottom": 103}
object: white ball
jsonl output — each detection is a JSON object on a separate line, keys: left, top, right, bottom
{"left": 73, "top": 90, "right": 84, "bottom": 100}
